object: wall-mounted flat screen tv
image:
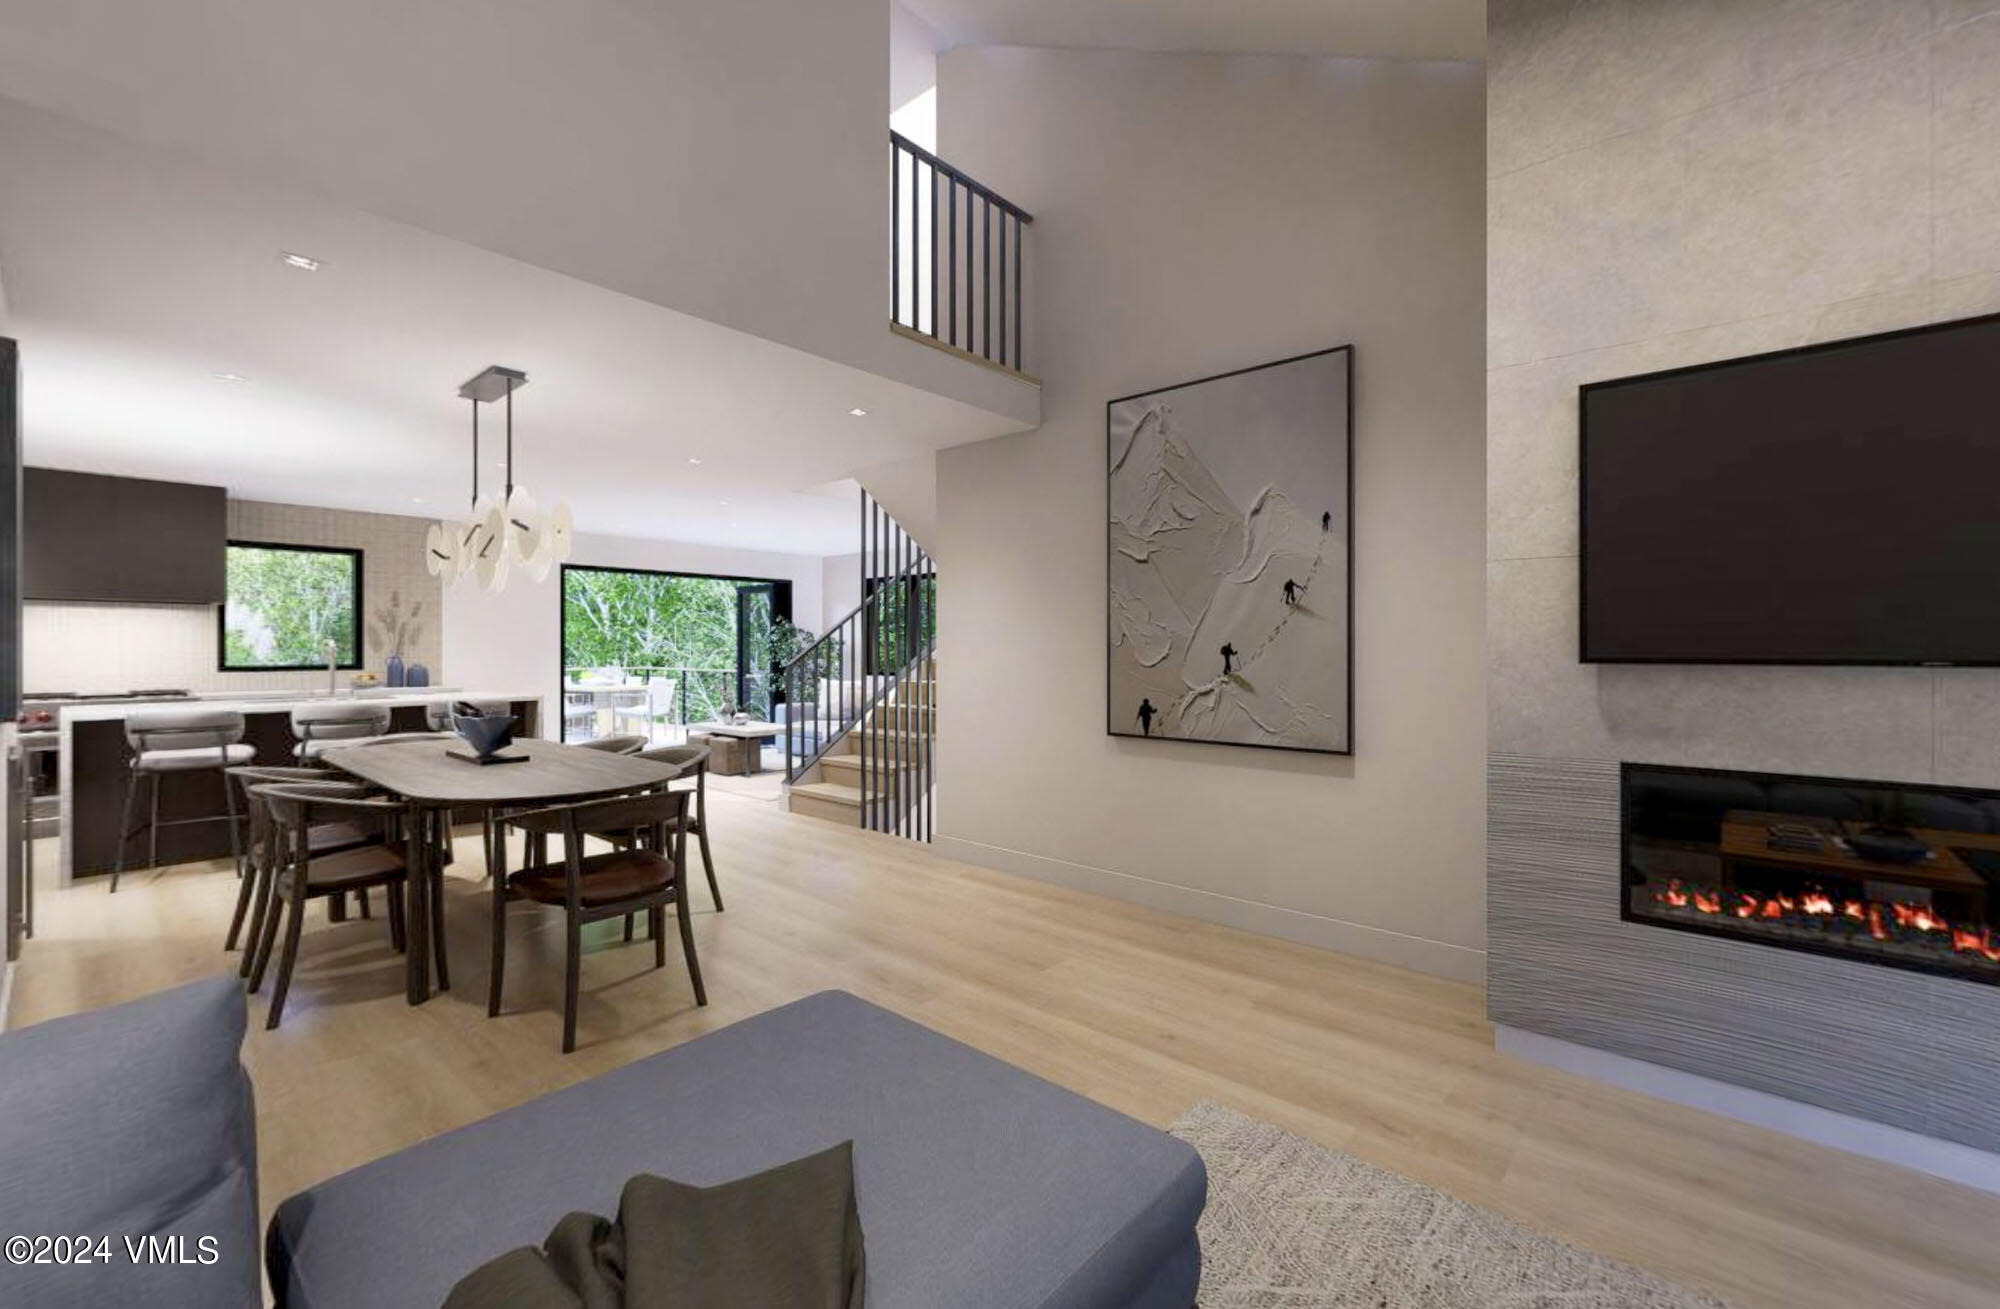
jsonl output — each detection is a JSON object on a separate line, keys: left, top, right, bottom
{"left": 1580, "top": 312, "right": 2000, "bottom": 666}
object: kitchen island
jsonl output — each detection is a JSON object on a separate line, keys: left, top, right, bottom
{"left": 58, "top": 689, "right": 543, "bottom": 883}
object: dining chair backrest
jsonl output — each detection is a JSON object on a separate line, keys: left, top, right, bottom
{"left": 250, "top": 781, "right": 402, "bottom": 843}
{"left": 425, "top": 698, "right": 511, "bottom": 732}
{"left": 574, "top": 734, "right": 647, "bottom": 755}
{"left": 228, "top": 765, "right": 354, "bottom": 852}
{"left": 637, "top": 742, "right": 709, "bottom": 779}
{"left": 292, "top": 702, "right": 393, "bottom": 744}
{"left": 125, "top": 706, "right": 246, "bottom": 754}
{"left": 528, "top": 789, "right": 691, "bottom": 871}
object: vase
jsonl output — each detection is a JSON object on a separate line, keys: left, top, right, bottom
{"left": 385, "top": 654, "right": 406, "bottom": 687}
{"left": 406, "top": 662, "right": 430, "bottom": 688}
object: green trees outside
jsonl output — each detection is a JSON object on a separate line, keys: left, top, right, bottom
{"left": 222, "top": 545, "right": 360, "bottom": 668}
{"left": 563, "top": 569, "right": 780, "bottom": 720}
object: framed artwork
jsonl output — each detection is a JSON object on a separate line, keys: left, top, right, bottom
{"left": 1107, "top": 345, "right": 1353, "bottom": 755}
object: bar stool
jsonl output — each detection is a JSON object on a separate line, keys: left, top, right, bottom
{"left": 291, "top": 702, "right": 394, "bottom": 761}
{"left": 111, "top": 707, "right": 253, "bottom": 893}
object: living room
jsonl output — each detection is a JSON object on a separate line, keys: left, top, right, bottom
{"left": 5, "top": 2, "right": 2000, "bottom": 1308}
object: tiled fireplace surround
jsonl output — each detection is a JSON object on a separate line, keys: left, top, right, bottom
{"left": 1487, "top": 0, "right": 2000, "bottom": 1164}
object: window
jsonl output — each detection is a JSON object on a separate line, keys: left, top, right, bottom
{"left": 219, "top": 541, "right": 363, "bottom": 670}
{"left": 559, "top": 565, "right": 792, "bottom": 741}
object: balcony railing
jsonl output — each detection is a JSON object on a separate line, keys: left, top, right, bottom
{"left": 892, "top": 131, "right": 1033, "bottom": 375}
{"left": 562, "top": 666, "right": 769, "bottom": 747}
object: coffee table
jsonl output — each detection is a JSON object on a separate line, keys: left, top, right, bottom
{"left": 687, "top": 719, "right": 784, "bottom": 775}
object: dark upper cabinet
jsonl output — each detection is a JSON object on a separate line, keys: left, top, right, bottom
{"left": 23, "top": 468, "right": 226, "bottom": 604}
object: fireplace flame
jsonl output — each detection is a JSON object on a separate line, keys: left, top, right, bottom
{"left": 1650, "top": 880, "right": 1997, "bottom": 963}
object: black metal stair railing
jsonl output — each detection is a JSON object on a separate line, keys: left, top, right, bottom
{"left": 783, "top": 491, "right": 936, "bottom": 842}
{"left": 892, "top": 130, "right": 1033, "bottom": 375}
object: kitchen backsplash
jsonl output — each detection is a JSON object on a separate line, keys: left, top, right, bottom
{"left": 23, "top": 499, "right": 443, "bottom": 694}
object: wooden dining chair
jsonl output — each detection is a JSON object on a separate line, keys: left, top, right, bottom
{"left": 246, "top": 782, "right": 428, "bottom": 1030}
{"left": 225, "top": 765, "right": 387, "bottom": 971}
{"left": 641, "top": 743, "right": 721, "bottom": 911}
{"left": 490, "top": 789, "right": 704, "bottom": 1052}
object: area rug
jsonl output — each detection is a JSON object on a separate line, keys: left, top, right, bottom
{"left": 1170, "top": 1101, "right": 1732, "bottom": 1308}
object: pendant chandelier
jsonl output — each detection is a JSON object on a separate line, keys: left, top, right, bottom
{"left": 424, "top": 365, "right": 573, "bottom": 592}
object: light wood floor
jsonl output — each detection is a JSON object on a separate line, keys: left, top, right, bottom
{"left": 13, "top": 787, "right": 2000, "bottom": 1309}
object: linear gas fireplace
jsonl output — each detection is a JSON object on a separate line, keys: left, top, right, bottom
{"left": 1622, "top": 763, "right": 2000, "bottom": 985}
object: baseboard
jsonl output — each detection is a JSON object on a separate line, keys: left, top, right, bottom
{"left": 1495, "top": 1024, "right": 2000, "bottom": 1197}
{"left": 934, "top": 834, "right": 1486, "bottom": 984}
{"left": 0, "top": 960, "right": 14, "bottom": 1032}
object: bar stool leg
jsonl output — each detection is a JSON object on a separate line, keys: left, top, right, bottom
{"left": 110, "top": 767, "right": 140, "bottom": 894}
{"left": 221, "top": 765, "right": 243, "bottom": 878}
{"left": 147, "top": 774, "right": 161, "bottom": 872}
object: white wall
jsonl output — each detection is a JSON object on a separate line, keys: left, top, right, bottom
{"left": 444, "top": 531, "right": 827, "bottom": 738}
{"left": 822, "top": 553, "right": 863, "bottom": 631}
{"left": 890, "top": 1, "right": 942, "bottom": 114}
{"left": 933, "top": 47, "right": 1487, "bottom": 979}
{"left": 23, "top": 499, "right": 443, "bottom": 694}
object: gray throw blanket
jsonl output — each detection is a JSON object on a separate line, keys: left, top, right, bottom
{"left": 443, "top": 1142, "right": 865, "bottom": 1309}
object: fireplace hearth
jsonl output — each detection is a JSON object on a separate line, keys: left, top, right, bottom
{"left": 1622, "top": 764, "right": 2000, "bottom": 984}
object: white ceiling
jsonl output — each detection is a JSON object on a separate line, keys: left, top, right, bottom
{"left": 0, "top": 99, "right": 1002, "bottom": 557}
{"left": 902, "top": 0, "right": 1485, "bottom": 63}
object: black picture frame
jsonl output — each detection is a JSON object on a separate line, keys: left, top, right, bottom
{"left": 1105, "top": 344, "right": 1356, "bottom": 757}
{"left": 216, "top": 540, "right": 366, "bottom": 672}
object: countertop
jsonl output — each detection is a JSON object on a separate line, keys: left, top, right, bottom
{"left": 57, "top": 689, "right": 544, "bottom": 724}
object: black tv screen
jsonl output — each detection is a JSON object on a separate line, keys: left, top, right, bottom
{"left": 1580, "top": 312, "right": 2000, "bottom": 666}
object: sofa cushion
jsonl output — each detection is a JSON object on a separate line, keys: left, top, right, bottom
{"left": 0, "top": 976, "right": 260, "bottom": 1309}
{"left": 271, "top": 990, "right": 1205, "bottom": 1309}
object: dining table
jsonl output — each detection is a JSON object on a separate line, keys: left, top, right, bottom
{"left": 322, "top": 736, "right": 684, "bottom": 1004}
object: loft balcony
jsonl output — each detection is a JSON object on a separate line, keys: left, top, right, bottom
{"left": 891, "top": 131, "right": 1035, "bottom": 382}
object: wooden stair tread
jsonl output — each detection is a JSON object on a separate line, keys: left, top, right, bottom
{"left": 819, "top": 755, "right": 911, "bottom": 775}
{"left": 789, "top": 781, "right": 864, "bottom": 807}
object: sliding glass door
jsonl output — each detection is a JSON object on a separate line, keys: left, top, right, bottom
{"left": 560, "top": 565, "right": 791, "bottom": 744}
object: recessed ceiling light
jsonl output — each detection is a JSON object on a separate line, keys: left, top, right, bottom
{"left": 279, "top": 251, "right": 323, "bottom": 272}
{"left": 718, "top": 499, "right": 730, "bottom": 507}
{"left": 848, "top": 407, "right": 869, "bottom": 417}
{"left": 212, "top": 371, "right": 249, "bottom": 383}
{"left": 687, "top": 457, "right": 702, "bottom": 466}
{"left": 410, "top": 496, "right": 428, "bottom": 505}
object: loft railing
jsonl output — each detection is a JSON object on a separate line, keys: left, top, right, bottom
{"left": 783, "top": 491, "right": 936, "bottom": 842}
{"left": 892, "top": 130, "right": 1033, "bottom": 375}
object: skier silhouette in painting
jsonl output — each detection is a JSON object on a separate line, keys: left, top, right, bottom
{"left": 1282, "top": 578, "right": 1301, "bottom": 607}
{"left": 1321, "top": 510, "right": 1332, "bottom": 532}
{"left": 1136, "top": 698, "right": 1157, "bottom": 736}
{"left": 1219, "top": 642, "right": 1238, "bottom": 676}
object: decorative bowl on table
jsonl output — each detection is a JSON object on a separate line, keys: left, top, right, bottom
{"left": 448, "top": 704, "right": 525, "bottom": 766}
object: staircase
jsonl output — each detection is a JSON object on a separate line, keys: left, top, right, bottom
{"left": 781, "top": 491, "right": 936, "bottom": 841}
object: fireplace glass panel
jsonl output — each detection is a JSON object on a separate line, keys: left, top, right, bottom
{"left": 1621, "top": 764, "right": 2000, "bottom": 984}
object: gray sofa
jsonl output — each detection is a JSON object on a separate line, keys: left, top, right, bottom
{"left": 2, "top": 981, "right": 1205, "bottom": 1309}
{"left": 0, "top": 976, "right": 261, "bottom": 1309}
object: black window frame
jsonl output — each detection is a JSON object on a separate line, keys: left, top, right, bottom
{"left": 217, "top": 539, "right": 366, "bottom": 672}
